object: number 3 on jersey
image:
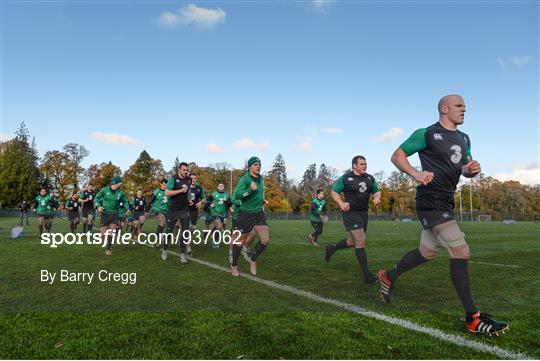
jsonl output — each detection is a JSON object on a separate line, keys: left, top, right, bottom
{"left": 450, "top": 145, "right": 462, "bottom": 164}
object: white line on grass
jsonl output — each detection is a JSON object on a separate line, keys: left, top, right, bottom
{"left": 469, "top": 261, "right": 522, "bottom": 269}
{"left": 149, "top": 246, "right": 532, "bottom": 360}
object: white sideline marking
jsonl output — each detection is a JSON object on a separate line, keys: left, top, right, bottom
{"left": 293, "top": 242, "right": 315, "bottom": 246}
{"left": 146, "top": 245, "right": 531, "bottom": 360}
{"left": 469, "top": 261, "right": 522, "bottom": 269}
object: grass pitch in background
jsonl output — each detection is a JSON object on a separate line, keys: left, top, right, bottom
{"left": 1, "top": 217, "right": 539, "bottom": 359}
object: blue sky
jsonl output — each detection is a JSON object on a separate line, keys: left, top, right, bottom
{"left": 1, "top": 0, "right": 538, "bottom": 184}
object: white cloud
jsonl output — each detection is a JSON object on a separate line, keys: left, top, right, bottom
{"left": 206, "top": 143, "right": 224, "bottom": 154}
{"left": 313, "top": 0, "right": 334, "bottom": 11}
{"left": 494, "top": 161, "right": 540, "bottom": 185}
{"left": 321, "top": 128, "right": 343, "bottom": 134}
{"left": 496, "top": 56, "right": 533, "bottom": 69}
{"left": 374, "top": 127, "right": 404, "bottom": 143}
{"left": 158, "top": 12, "right": 180, "bottom": 27}
{"left": 232, "top": 138, "right": 269, "bottom": 150}
{"left": 157, "top": 4, "right": 226, "bottom": 29}
{"left": 294, "top": 135, "right": 313, "bottom": 151}
{"left": 90, "top": 131, "right": 139, "bottom": 145}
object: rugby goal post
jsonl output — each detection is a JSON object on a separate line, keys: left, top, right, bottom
{"left": 476, "top": 214, "right": 492, "bottom": 222}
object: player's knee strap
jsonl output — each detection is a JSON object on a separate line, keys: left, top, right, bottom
{"left": 437, "top": 224, "right": 466, "bottom": 248}
{"left": 420, "top": 230, "right": 439, "bottom": 252}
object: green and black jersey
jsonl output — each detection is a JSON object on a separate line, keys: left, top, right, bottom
{"left": 188, "top": 184, "right": 205, "bottom": 212}
{"left": 233, "top": 173, "right": 265, "bottom": 213}
{"left": 131, "top": 196, "right": 147, "bottom": 216}
{"left": 208, "top": 191, "right": 231, "bottom": 217}
{"left": 166, "top": 174, "right": 192, "bottom": 212}
{"left": 65, "top": 199, "right": 81, "bottom": 215}
{"left": 310, "top": 198, "right": 327, "bottom": 222}
{"left": 332, "top": 172, "right": 379, "bottom": 212}
{"left": 94, "top": 187, "right": 130, "bottom": 215}
{"left": 400, "top": 122, "right": 472, "bottom": 196}
{"left": 47, "top": 197, "right": 60, "bottom": 216}
{"left": 34, "top": 195, "right": 52, "bottom": 215}
{"left": 148, "top": 188, "right": 168, "bottom": 214}
{"left": 79, "top": 190, "right": 96, "bottom": 211}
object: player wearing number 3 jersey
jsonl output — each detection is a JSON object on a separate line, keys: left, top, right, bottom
{"left": 377, "top": 94, "right": 508, "bottom": 336}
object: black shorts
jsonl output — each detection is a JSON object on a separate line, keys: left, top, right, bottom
{"left": 68, "top": 211, "right": 80, "bottom": 220}
{"left": 231, "top": 218, "right": 238, "bottom": 230}
{"left": 132, "top": 212, "right": 145, "bottom": 221}
{"left": 100, "top": 213, "right": 120, "bottom": 227}
{"left": 311, "top": 221, "right": 324, "bottom": 235}
{"left": 235, "top": 211, "right": 267, "bottom": 234}
{"left": 189, "top": 210, "right": 199, "bottom": 226}
{"left": 166, "top": 210, "right": 190, "bottom": 232}
{"left": 416, "top": 193, "right": 455, "bottom": 230}
{"left": 81, "top": 207, "right": 95, "bottom": 218}
{"left": 342, "top": 210, "right": 368, "bottom": 232}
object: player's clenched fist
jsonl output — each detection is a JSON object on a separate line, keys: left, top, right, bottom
{"left": 414, "top": 171, "right": 434, "bottom": 185}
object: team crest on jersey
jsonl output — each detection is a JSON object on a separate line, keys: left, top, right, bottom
{"left": 443, "top": 212, "right": 450, "bottom": 219}
{"left": 348, "top": 177, "right": 354, "bottom": 181}
{"left": 434, "top": 133, "right": 444, "bottom": 140}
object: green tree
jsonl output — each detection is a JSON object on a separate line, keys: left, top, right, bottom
{"left": 63, "top": 143, "right": 90, "bottom": 192}
{"left": 269, "top": 154, "right": 288, "bottom": 188}
{"left": 169, "top": 157, "right": 180, "bottom": 177}
{"left": 85, "top": 162, "right": 122, "bottom": 190}
{"left": 0, "top": 122, "right": 40, "bottom": 207}
{"left": 300, "top": 163, "right": 318, "bottom": 196}
{"left": 123, "top": 150, "right": 166, "bottom": 196}
{"left": 39, "top": 150, "right": 74, "bottom": 199}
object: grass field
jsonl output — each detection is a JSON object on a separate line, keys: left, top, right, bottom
{"left": 1, "top": 216, "right": 539, "bottom": 359}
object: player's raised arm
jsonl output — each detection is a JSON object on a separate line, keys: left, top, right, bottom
{"left": 391, "top": 128, "right": 434, "bottom": 186}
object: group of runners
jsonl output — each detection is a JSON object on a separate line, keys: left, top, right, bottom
{"left": 30, "top": 95, "right": 509, "bottom": 336}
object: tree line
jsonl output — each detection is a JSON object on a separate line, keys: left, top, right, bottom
{"left": 1, "top": 123, "right": 538, "bottom": 220}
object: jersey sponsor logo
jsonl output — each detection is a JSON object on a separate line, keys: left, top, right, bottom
{"left": 434, "top": 133, "right": 444, "bottom": 140}
{"left": 450, "top": 144, "right": 463, "bottom": 164}
{"left": 359, "top": 182, "right": 367, "bottom": 193}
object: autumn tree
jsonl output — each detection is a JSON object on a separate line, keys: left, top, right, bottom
{"left": 123, "top": 150, "right": 166, "bottom": 196}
